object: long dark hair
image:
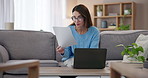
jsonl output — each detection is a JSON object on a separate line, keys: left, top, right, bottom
{"left": 70, "top": 4, "right": 92, "bottom": 28}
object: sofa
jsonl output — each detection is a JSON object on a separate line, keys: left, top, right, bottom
{"left": 100, "top": 30, "right": 148, "bottom": 60}
{"left": 0, "top": 30, "right": 148, "bottom": 78}
{"left": 0, "top": 30, "right": 61, "bottom": 78}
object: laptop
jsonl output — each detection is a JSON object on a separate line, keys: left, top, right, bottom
{"left": 73, "top": 48, "right": 107, "bottom": 69}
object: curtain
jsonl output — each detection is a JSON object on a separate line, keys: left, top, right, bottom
{"left": 0, "top": 0, "right": 14, "bottom": 29}
{"left": 14, "top": 0, "right": 64, "bottom": 32}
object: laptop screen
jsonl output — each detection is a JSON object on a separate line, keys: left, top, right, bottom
{"left": 74, "top": 48, "right": 107, "bottom": 69}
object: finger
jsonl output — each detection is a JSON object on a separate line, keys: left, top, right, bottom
{"left": 56, "top": 48, "right": 62, "bottom": 52}
{"left": 56, "top": 46, "right": 61, "bottom": 49}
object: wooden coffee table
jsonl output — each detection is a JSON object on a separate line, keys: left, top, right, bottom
{"left": 40, "top": 67, "right": 110, "bottom": 78}
{"left": 110, "top": 62, "right": 148, "bottom": 78}
{"left": 0, "top": 60, "right": 39, "bottom": 78}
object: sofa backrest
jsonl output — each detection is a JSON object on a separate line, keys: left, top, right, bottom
{"left": 100, "top": 30, "right": 148, "bottom": 60}
{"left": 0, "top": 30, "right": 57, "bottom": 60}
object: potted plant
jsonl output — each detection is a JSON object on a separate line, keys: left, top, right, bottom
{"left": 117, "top": 24, "right": 130, "bottom": 30}
{"left": 116, "top": 14, "right": 130, "bottom": 30}
{"left": 124, "top": 9, "right": 132, "bottom": 15}
{"left": 97, "top": 5, "right": 103, "bottom": 16}
{"left": 116, "top": 43, "right": 145, "bottom": 63}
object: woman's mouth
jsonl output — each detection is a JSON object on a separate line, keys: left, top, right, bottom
{"left": 76, "top": 24, "right": 80, "bottom": 26}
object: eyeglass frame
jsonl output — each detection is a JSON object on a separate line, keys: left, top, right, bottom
{"left": 71, "top": 15, "right": 84, "bottom": 22}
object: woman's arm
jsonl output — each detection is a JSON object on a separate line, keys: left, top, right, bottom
{"left": 61, "top": 46, "right": 73, "bottom": 61}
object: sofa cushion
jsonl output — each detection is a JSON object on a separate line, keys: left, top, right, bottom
{"left": 100, "top": 30, "right": 148, "bottom": 60}
{"left": 136, "top": 34, "right": 148, "bottom": 59}
{"left": 40, "top": 60, "right": 59, "bottom": 67}
{"left": 5, "top": 60, "right": 58, "bottom": 74}
{"left": 0, "top": 30, "right": 56, "bottom": 60}
{"left": 3, "top": 75, "right": 27, "bottom": 78}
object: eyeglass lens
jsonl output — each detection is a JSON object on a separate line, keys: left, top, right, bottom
{"left": 71, "top": 16, "right": 83, "bottom": 21}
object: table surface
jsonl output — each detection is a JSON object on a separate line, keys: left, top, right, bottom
{"left": 110, "top": 62, "right": 148, "bottom": 78}
{"left": 40, "top": 67, "right": 110, "bottom": 76}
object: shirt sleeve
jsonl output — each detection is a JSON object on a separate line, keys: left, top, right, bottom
{"left": 61, "top": 46, "right": 73, "bottom": 61}
{"left": 90, "top": 29, "right": 100, "bottom": 48}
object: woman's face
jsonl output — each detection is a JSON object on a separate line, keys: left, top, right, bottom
{"left": 72, "top": 11, "right": 85, "bottom": 28}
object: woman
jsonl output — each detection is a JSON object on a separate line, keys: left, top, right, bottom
{"left": 56, "top": 4, "right": 100, "bottom": 67}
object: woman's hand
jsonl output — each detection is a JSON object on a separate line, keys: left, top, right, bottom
{"left": 56, "top": 46, "right": 64, "bottom": 54}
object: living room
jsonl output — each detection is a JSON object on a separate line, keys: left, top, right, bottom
{"left": 0, "top": 0, "right": 148, "bottom": 78}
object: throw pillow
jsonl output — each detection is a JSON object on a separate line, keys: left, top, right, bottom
{"left": 135, "top": 34, "right": 148, "bottom": 59}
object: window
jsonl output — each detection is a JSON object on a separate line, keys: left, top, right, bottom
{"left": 14, "top": 0, "right": 65, "bottom": 33}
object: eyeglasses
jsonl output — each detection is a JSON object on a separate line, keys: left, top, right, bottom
{"left": 71, "top": 16, "right": 84, "bottom": 22}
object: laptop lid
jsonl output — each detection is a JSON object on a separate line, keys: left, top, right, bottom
{"left": 74, "top": 48, "right": 107, "bottom": 69}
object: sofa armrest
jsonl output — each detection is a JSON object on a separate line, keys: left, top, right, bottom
{"left": 0, "top": 45, "right": 9, "bottom": 63}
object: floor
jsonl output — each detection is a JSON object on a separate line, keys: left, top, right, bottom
{"left": 40, "top": 76, "right": 110, "bottom": 78}
{"left": 40, "top": 76, "right": 125, "bottom": 78}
